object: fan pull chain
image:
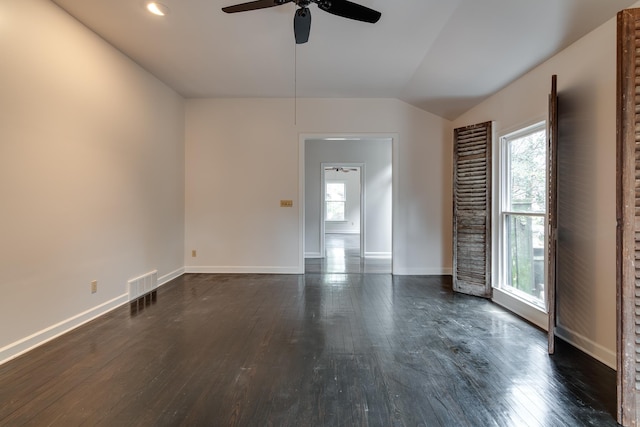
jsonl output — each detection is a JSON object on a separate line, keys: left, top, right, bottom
{"left": 294, "top": 42, "right": 297, "bottom": 125}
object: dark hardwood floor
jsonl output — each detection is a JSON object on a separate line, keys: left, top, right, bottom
{"left": 0, "top": 273, "right": 617, "bottom": 426}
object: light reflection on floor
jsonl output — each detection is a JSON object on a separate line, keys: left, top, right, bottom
{"left": 305, "top": 233, "right": 391, "bottom": 274}
{"left": 323, "top": 274, "right": 350, "bottom": 286}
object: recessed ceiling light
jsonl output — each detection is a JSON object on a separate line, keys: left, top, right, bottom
{"left": 146, "top": 2, "right": 169, "bottom": 16}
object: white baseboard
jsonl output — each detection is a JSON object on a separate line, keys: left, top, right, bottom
{"left": 364, "top": 252, "right": 392, "bottom": 259}
{"left": 304, "top": 252, "right": 323, "bottom": 259}
{"left": 392, "top": 267, "right": 452, "bottom": 275}
{"left": 0, "top": 267, "right": 187, "bottom": 367}
{"left": 324, "top": 231, "right": 360, "bottom": 234}
{"left": 0, "top": 293, "right": 128, "bottom": 366}
{"left": 158, "top": 267, "right": 185, "bottom": 286}
{"left": 555, "top": 325, "right": 616, "bottom": 370}
{"left": 185, "top": 266, "right": 301, "bottom": 274}
{"left": 491, "top": 288, "right": 616, "bottom": 370}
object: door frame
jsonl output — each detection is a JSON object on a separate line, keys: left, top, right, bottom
{"left": 617, "top": 9, "right": 639, "bottom": 424}
{"left": 299, "top": 134, "right": 397, "bottom": 274}
{"left": 321, "top": 163, "right": 365, "bottom": 258}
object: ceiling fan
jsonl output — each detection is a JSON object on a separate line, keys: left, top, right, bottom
{"left": 222, "top": 0, "right": 381, "bottom": 44}
{"left": 325, "top": 167, "right": 359, "bottom": 173}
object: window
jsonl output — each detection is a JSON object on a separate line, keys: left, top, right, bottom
{"left": 498, "top": 122, "right": 547, "bottom": 308}
{"left": 325, "top": 181, "right": 346, "bottom": 221}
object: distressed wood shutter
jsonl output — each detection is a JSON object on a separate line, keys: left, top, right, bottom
{"left": 617, "top": 8, "right": 640, "bottom": 426}
{"left": 453, "top": 121, "right": 492, "bottom": 298}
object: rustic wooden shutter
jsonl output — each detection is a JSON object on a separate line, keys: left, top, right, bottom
{"left": 547, "top": 75, "right": 558, "bottom": 355}
{"left": 453, "top": 121, "right": 492, "bottom": 298}
{"left": 617, "top": 8, "right": 640, "bottom": 426}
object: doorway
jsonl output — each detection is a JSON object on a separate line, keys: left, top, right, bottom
{"left": 301, "top": 136, "right": 393, "bottom": 274}
{"left": 322, "top": 163, "right": 363, "bottom": 258}
{"left": 321, "top": 164, "right": 364, "bottom": 273}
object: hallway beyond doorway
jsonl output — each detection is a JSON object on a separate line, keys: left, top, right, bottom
{"left": 305, "top": 233, "right": 391, "bottom": 274}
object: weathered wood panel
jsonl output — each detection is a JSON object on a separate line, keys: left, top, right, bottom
{"left": 548, "top": 74, "right": 558, "bottom": 356}
{"left": 617, "top": 8, "right": 640, "bottom": 426}
{"left": 453, "top": 121, "right": 492, "bottom": 298}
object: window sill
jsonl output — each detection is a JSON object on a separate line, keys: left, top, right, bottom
{"left": 492, "top": 287, "right": 548, "bottom": 331}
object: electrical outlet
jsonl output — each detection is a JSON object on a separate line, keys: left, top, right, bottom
{"left": 192, "top": 250, "right": 197, "bottom": 257}
{"left": 91, "top": 280, "right": 97, "bottom": 294}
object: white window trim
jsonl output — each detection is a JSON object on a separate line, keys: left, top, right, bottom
{"left": 493, "top": 120, "right": 548, "bottom": 320}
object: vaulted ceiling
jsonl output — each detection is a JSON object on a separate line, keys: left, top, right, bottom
{"left": 51, "top": 0, "right": 637, "bottom": 120}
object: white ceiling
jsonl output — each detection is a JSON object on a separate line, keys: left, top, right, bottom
{"left": 51, "top": 0, "right": 637, "bottom": 120}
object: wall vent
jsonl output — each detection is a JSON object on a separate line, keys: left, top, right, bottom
{"left": 128, "top": 270, "right": 158, "bottom": 301}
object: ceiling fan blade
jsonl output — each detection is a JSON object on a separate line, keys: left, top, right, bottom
{"left": 294, "top": 7, "right": 311, "bottom": 44}
{"left": 222, "top": 0, "right": 290, "bottom": 14}
{"left": 317, "top": 0, "right": 381, "bottom": 23}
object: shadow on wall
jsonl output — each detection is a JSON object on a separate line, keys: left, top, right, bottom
{"left": 556, "top": 83, "right": 597, "bottom": 340}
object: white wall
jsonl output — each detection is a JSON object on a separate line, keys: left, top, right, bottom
{"left": 453, "top": 15, "right": 619, "bottom": 367}
{"left": 0, "top": 0, "right": 185, "bottom": 363}
{"left": 185, "top": 98, "right": 452, "bottom": 275}
{"left": 305, "top": 140, "right": 391, "bottom": 257}
{"left": 323, "top": 168, "right": 361, "bottom": 235}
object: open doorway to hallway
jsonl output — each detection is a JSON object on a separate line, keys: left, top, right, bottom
{"left": 302, "top": 137, "right": 392, "bottom": 274}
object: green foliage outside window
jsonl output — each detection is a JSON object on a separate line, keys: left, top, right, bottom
{"left": 505, "top": 129, "right": 546, "bottom": 304}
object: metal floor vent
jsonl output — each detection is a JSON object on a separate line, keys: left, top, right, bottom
{"left": 128, "top": 270, "right": 158, "bottom": 313}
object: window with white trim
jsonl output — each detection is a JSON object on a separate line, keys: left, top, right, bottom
{"left": 497, "top": 122, "right": 547, "bottom": 308}
{"left": 325, "top": 181, "right": 346, "bottom": 222}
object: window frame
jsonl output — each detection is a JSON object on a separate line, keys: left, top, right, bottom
{"left": 325, "top": 180, "right": 347, "bottom": 223}
{"left": 496, "top": 121, "right": 548, "bottom": 310}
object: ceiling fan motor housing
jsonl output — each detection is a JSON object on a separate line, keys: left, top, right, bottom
{"left": 294, "top": 7, "right": 311, "bottom": 43}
